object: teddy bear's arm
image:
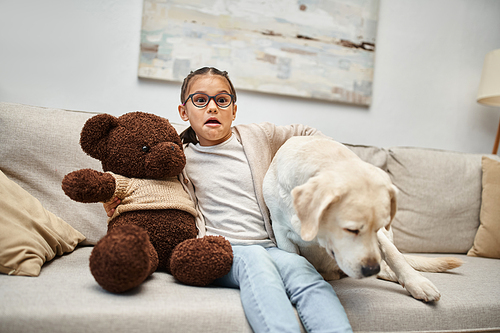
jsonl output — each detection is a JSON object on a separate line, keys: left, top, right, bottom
{"left": 62, "top": 169, "right": 116, "bottom": 203}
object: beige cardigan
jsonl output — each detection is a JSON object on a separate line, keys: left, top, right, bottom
{"left": 180, "top": 122, "right": 322, "bottom": 244}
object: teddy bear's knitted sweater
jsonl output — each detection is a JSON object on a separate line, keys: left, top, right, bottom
{"left": 107, "top": 172, "right": 197, "bottom": 223}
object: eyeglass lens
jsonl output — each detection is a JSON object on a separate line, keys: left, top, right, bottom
{"left": 192, "top": 93, "right": 232, "bottom": 108}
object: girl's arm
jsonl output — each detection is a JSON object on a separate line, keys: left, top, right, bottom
{"left": 248, "top": 122, "right": 326, "bottom": 156}
{"left": 268, "top": 123, "right": 325, "bottom": 152}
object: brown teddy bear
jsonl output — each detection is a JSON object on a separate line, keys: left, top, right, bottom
{"left": 62, "top": 111, "right": 232, "bottom": 293}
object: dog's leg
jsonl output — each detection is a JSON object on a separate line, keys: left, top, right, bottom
{"left": 273, "top": 219, "right": 300, "bottom": 255}
{"left": 377, "top": 260, "right": 398, "bottom": 282}
{"left": 377, "top": 229, "right": 441, "bottom": 302}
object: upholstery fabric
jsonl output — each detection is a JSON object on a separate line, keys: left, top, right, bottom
{"left": 0, "top": 247, "right": 254, "bottom": 333}
{"left": 2, "top": 102, "right": 500, "bottom": 333}
{"left": 0, "top": 102, "right": 189, "bottom": 245}
{"left": 0, "top": 102, "right": 105, "bottom": 244}
{"left": 0, "top": 170, "right": 85, "bottom": 276}
{"left": 386, "top": 147, "right": 488, "bottom": 253}
{"left": 1, "top": 247, "right": 499, "bottom": 333}
{"left": 468, "top": 157, "right": 500, "bottom": 258}
{"left": 333, "top": 254, "right": 500, "bottom": 332}
{"left": 344, "top": 143, "right": 389, "bottom": 171}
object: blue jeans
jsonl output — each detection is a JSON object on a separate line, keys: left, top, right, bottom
{"left": 213, "top": 245, "right": 352, "bottom": 333}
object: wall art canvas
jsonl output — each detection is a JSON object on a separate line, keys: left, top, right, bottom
{"left": 138, "top": 0, "right": 380, "bottom": 105}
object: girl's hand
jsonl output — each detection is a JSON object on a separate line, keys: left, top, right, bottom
{"left": 103, "top": 197, "right": 121, "bottom": 217}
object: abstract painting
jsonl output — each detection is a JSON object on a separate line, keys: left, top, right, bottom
{"left": 138, "top": 0, "right": 380, "bottom": 105}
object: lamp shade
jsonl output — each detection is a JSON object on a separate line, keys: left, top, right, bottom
{"left": 477, "top": 49, "right": 500, "bottom": 106}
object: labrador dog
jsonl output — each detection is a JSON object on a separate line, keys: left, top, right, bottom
{"left": 263, "top": 136, "right": 462, "bottom": 302}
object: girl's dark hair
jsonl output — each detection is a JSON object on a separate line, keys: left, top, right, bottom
{"left": 179, "top": 67, "right": 237, "bottom": 145}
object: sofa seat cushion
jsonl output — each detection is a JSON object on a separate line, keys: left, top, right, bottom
{"left": 332, "top": 254, "right": 500, "bottom": 332}
{"left": 1, "top": 248, "right": 499, "bottom": 333}
{"left": 0, "top": 246, "right": 253, "bottom": 333}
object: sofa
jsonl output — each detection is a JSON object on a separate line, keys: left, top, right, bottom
{"left": 1, "top": 102, "right": 499, "bottom": 333}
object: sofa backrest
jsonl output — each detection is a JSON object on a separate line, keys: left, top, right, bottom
{"left": 0, "top": 103, "right": 188, "bottom": 245}
{"left": 1, "top": 102, "right": 497, "bottom": 254}
{"left": 345, "top": 144, "right": 499, "bottom": 254}
{"left": 1, "top": 103, "right": 106, "bottom": 244}
{"left": 386, "top": 147, "right": 498, "bottom": 254}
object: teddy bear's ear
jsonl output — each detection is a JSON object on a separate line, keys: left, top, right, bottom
{"left": 80, "top": 114, "right": 119, "bottom": 159}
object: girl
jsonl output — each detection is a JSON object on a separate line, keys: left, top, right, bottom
{"left": 106, "top": 67, "right": 352, "bottom": 333}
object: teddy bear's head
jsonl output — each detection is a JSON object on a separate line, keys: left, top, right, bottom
{"left": 80, "top": 112, "right": 185, "bottom": 179}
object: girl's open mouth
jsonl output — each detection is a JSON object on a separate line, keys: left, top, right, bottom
{"left": 205, "top": 118, "right": 221, "bottom": 125}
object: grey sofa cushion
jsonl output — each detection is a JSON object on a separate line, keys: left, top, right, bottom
{"left": 387, "top": 146, "right": 499, "bottom": 254}
{"left": 344, "top": 143, "right": 388, "bottom": 171}
{"left": 1, "top": 247, "right": 499, "bottom": 333}
{"left": 0, "top": 246, "right": 253, "bottom": 333}
{"left": 0, "top": 103, "right": 189, "bottom": 245}
{"left": 0, "top": 103, "right": 105, "bottom": 244}
{"left": 333, "top": 254, "right": 500, "bottom": 332}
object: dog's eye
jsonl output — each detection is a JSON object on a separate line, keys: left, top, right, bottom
{"left": 344, "top": 228, "right": 360, "bottom": 235}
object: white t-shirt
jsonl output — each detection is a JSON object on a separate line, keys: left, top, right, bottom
{"left": 184, "top": 135, "right": 274, "bottom": 247}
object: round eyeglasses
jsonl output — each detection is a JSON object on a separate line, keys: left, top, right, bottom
{"left": 183, "top": 93, "right": 235, "bottom": 109}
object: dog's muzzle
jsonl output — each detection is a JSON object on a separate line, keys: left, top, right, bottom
{"left": 361, "top": 263, "right": 380, "bottom": 277}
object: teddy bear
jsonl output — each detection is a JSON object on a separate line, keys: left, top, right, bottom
{"left": 61, "top": 111, "right": 232, "bottom": 293}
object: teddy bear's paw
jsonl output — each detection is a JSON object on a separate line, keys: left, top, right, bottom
{"left": 62, "top": 169, "right": 116, "bottom": 203}
{"left": 170, "top": 236, "right": 233, "bottom": 286}
{"left": 89, "top": 224, "right": 158, "bottom": 293}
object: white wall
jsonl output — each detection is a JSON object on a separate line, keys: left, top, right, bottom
{"left": 1, "top": 0, "right": 499, "bottom": 153}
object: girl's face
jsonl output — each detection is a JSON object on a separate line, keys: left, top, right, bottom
{"left": 178, "top": 75, "right": 237, "bottom": 146}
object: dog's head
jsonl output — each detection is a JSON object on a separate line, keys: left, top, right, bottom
{"left": 291, "top": 165, "right": 398, "bottom": 279}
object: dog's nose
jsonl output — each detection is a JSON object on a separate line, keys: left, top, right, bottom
{"left": 361, "top": 263, "right": 380, "bottom": 277}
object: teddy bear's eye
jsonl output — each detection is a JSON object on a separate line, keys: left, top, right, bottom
{"left": 141, "top": 145, "right": 150, "bottom": 153}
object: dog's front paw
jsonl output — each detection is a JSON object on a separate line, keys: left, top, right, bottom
{"left": 403, "top": 274, "right": 441, "bottom": 302}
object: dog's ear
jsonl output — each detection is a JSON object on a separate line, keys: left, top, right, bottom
{"left": 292, "top": 177, "right": 341, "bottom": 241}
{"left": 386, "top": 184, "right": 398, "bottom": 230}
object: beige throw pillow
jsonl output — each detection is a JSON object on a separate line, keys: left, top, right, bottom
{"left": 0, "top": 170, "right": 86, "bottom": 276}
{"left": 468, "top": 157, "right": 500, "bottom": 258}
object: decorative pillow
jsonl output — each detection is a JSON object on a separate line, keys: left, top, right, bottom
{"left": 0, "top": 170, "right": 86, "bottom": 276}
{"left": 468, "top": 157, "right": 500, "bottom": 258}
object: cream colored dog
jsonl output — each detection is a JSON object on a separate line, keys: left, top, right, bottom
{"left": 263, "top": 136, "right": 462, "bottom": 302}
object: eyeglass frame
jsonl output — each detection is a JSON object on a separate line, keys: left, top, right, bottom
{"left": 182, "top": 92, "right": 235, "bottom": 109}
